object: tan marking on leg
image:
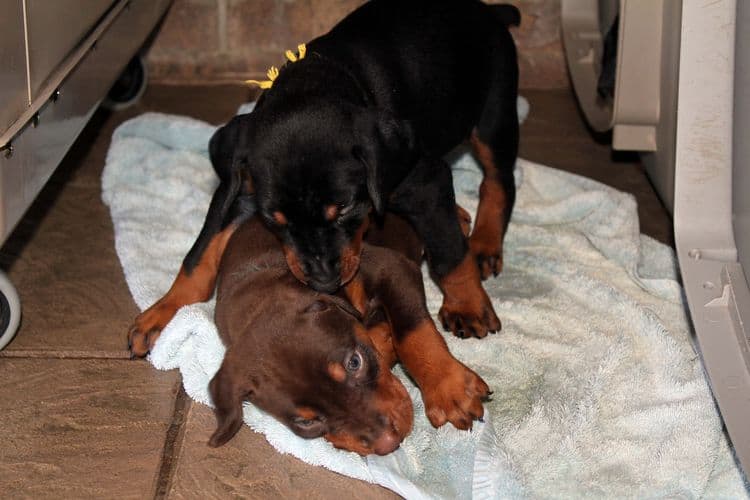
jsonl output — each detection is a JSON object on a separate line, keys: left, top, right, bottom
{"left": 469, "top": 129, "right": 508, "bottom": 279}
{"left": 128, "top": 225, "right": 237, "bottom": 357}
{"left": 395, "top": 319, "right": 490, "bottom": 430}
{"left": 438, "top": 252, "right": 501, "bottom": 338}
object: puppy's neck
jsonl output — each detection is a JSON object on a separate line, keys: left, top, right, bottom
{"left": 263, "top": 51, "right": 371, "bottom": 109}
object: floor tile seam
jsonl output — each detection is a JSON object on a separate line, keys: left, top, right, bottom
{"left": 153, "top": 385, "right": 192, "bottom": 500}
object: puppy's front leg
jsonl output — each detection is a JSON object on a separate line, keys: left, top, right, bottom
{"left": 389, "top": 157, "right": 501, "bottom": 338}
{"left": 396, "top": 319, "right": 490, "bottom": 429}
{"left": 361, "top": 248, "right": 490, "bottom": 430}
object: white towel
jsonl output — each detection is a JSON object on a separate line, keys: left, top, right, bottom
{"left": 102, "top": 99, "right": 748, "bottom": 498}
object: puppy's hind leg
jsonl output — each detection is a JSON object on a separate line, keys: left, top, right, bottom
{"left": 469, "top": 33, "right": 519, "bottom": 280}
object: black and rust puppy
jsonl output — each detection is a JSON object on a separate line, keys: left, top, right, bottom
{"left": 127, "top": 0, "right": 520, "bottom": 355}
{"left": 208, "top": 215, "right": 489, "bottom": 455}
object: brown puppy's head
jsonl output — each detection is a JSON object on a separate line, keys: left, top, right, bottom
{"left": 208, "top": 276, "right": 413, "bottom": 455}
{"left": 235, "top": 100, "right": 414, "bottom": 293}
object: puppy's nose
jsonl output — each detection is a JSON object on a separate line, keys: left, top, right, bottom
{"left": 305, "top": 256, "right": 340, "bottom": 292}
{"left": 372, "top": 428, "right": 401, "bottom": 455}
{"left": 308, "top": 277, "right": 340, "bottom": 294}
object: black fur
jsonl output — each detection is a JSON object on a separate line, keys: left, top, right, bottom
{"left": 186, "top": 0, "right": 519, "bottom": 295}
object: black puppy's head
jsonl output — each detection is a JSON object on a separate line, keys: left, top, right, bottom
{"left": 224, "top": 100, "right": 414, "bottom": 292}
{"left": 208, "top": 275, "right": 413, "bottom": 455}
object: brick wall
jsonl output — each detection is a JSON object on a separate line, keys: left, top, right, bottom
{"left": 146, "top": 0, "right": 568, "bottom": 89}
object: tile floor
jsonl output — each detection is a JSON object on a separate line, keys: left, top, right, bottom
{"left": 0, "top": 85, "right": 672, "bottom": 498}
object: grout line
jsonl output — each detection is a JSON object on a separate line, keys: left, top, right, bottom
{"left": 153, "top": 384, "right": 191, "bottom": 499}
{"left": 217, "top": 0, "right": 228, "bottom": 53}
{"left": 0, "top": 349, "right": 132, "bottom": 359}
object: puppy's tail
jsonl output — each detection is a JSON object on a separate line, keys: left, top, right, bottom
{"left": 490, "top": 4, "right": 521, "bottom": 28}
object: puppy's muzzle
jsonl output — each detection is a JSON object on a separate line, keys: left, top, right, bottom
{"left": 305, "top": 256, "right": 341, "bottom": 293}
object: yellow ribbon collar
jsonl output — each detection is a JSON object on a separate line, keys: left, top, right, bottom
{"left": 245, "top": 43, "right": 307, "bottom": 89}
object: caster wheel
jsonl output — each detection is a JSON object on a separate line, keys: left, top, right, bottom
{"left": 102, "top": 55, "right": 148, "bottom": 111}
{"left": 0, "top": 271, "right": 21, "bottom": 351}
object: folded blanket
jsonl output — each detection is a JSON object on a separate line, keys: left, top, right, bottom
{"left": 102, "top": 100, "right": 748, "bottom": 498}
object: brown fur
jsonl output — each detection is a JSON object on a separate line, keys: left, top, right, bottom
{"left": 209, "top": 214, "right": 490, "bottom": 455}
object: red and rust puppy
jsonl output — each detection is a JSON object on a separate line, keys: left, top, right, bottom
{"left": 209, "top": 215, "right": 489, "bottom": 455}
{"left": 127, "top": 0, "right": 521, "bottom": 351}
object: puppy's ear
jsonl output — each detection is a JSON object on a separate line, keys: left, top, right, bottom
{"left": 208, "top": 364, "right": 249, "bottom": 448}
{"left": 208, "top": 114, "right": 252, "bottom": 181}
{"left": 353, "top": 110, "right": 416, "bottom": 215}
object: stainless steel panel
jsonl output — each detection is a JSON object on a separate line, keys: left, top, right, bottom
{"left": 0, "top": 0, "right": 29, "bottom": 138}
{"left": 26, "top": 0, "right": 116, "bottom": 100}
{"left": 734, "top": 0, "right": 750, "bottom": 280}
{"left": 0, "top": 0, "right": 171, "bottom": 242}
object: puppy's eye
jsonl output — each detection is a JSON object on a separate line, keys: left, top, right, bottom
{"left": 339, "top": 203, "right": 355, "bottom": 217}
{"left": 293, "top": 417, "right": 318, "bottom": 428}
{"left": 304, "top": 300, "right": 329, "bottom": 314}
{"left": 345, "top": 351, "right": 363, "bottom": 373}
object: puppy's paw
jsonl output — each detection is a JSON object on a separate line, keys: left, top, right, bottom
{"left": 469, "top": 235, "right": 503, "bottom": 280}
{"left": 438, "top": 292, "right": 501, "bottom": 339}
{"left": 127, "top": 303, "right": 174, "bottom": 358}
{"left": 439, "top": 253, "right": 501, "bottom": 337}
{"left": 422, "top": 361, "right": 490, "bottom": 430}
{"left": 127, "top": 325, "right": 161, "bottom": 358}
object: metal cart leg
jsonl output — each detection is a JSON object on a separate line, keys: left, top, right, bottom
{"left": 101, "top": 55, "right": 148, "bottom": 111}
{"left": 0, "top": 270, "right": 21, "bottom": 350}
